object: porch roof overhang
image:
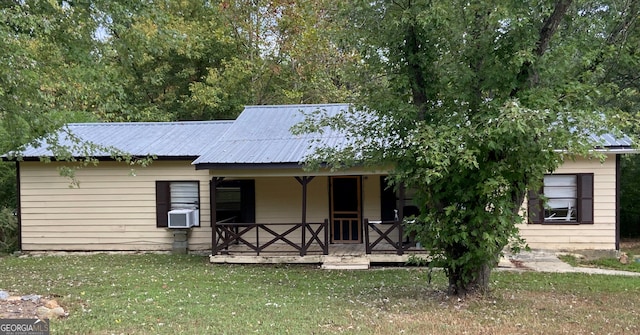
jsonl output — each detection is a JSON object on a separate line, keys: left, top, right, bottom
{"left": 197, "top": 163, "right": 390, "bottom": 177}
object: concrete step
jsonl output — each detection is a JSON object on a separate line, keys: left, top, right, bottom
{"left": 321, "top": 256, "right": 370, "bottom": 270}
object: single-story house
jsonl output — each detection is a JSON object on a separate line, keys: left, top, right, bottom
{"left": 8, "top": 104, "right": 634, "bottom": 264}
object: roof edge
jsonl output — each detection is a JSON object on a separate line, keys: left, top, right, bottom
{"left": 194, "top": 162, "right": 306, "bottom": 170}
{"left": 10, "top": 155, "right": 200, "bottom": 162}
{"left": 64, "top": 120, "right": 234, "bottom": 127}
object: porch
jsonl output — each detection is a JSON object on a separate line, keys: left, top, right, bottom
{"left": 209, "top": 219, "right": 429, "bottom": 268}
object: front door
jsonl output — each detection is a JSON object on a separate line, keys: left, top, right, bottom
{"left": 330, "top": 176, "right": 362, "bottom": 243}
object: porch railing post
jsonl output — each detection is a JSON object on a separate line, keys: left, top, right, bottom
{"left": 256, "top": 224, "right": 260, "bottom": 256}
{"left": 398, "top": 183, "right": 406, "bottom": 255}
{"left": 397, "top": 220, "right": 404, "bottom": 255}
{"left": 296, "top": 176, "right": 315, "bottom": 257}
{"left": 301, "top": 178, "right": 307, "bottom": 256}
{"left": 323, "top": 219, "right": 329, "bottom": 255}
{"left": 364, "top": 219, "right": 371, "bottom": 254}
{"left": 211, "top": 177, "right": 224, "bottom": 256}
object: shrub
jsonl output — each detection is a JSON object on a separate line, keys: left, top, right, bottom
{"left": 0, "top": 207, "right": 18, "bottom": 253}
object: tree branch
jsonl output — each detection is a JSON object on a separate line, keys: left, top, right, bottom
{"left": 535, "top": 0, "right": 573, "bottom": 57}
{"left": 510, "top": 0, "right": 573, "bottom": 97}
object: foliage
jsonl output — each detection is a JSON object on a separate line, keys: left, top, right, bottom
{"left": 0, "top": 0, "right": 355, "bottom": 203}
{"left": 0, "top": 1, "right": 102, "bottom": 153}
{"left": 87, "top": 0, "right": 354, "bottom": 121}
{"left": 0, "top": 207, "right": 18, "bottom": 253}
{"left": 0, "top": 0, "right": 354, "bottom": 148}
{"left": 1, "top": 254, "right": 639, "bottom": 334}
{"left": 0, "top": 163, "right": 15, "bottom": 209}
{"left": 621, "top": 155, "right": 640, "bottom": 237}
{"left": 297, "top": 0, "right": 639, "bottom": 295}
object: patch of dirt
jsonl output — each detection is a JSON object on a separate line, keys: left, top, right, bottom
{"left": 509, "top": 259, "right": 529, "bottom": 269}
{"left": 0, "top": 299, "right": 40, "bottom": 319}
{"left": 621, "top": 238, "right": 640, "bottom": 255}
{"left": 0, "top": 294, "right": 64, "bottom": 320}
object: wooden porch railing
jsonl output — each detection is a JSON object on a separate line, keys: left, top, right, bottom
{"left": 213, "top": 220, "right": 329, "bottom": 256}
{"left": 364, "top": 219, "right": 413, "bottom": 255}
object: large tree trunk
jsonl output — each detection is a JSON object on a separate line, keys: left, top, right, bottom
{"left": 447, "top": 261, "right": 493, "bottom": 296}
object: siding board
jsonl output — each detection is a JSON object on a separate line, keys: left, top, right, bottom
{"left": 20, "top": 161, "right": 210, "bottom": 251}
{"left": 518, "top": 155, "right": 618, "bottom": 250}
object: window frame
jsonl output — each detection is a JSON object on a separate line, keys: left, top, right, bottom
{"left": 380, "top": 176, "right": 420, "bottom": 222}
{"left": 156, "top": 180, "right": 201, "bottom": 228}
{"left": 215, "top": 179, "right": 255, "bottom": 224}
{"left": 528, "top": 173, "right": 594, "bottom": 225}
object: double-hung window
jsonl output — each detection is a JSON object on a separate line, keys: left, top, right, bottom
{"left": 156, "top": 181, "right": 200, "bottom": 227}
{"left": 528, "top": 174, "right": 593, "bottom": 224}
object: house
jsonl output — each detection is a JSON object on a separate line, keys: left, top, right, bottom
{"left": 9, "top": 104, "right": 634, "bottom": 264}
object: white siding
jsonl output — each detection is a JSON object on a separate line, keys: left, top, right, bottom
{"left": 20, "top": 161, "right": 212, "bottom": 251}
{"left": 518, "top": 155, "right": 618, "bottom": 250}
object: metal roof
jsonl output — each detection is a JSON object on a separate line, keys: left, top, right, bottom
{"left": 590, "top": 133, "right": 633, "bottom": 148}
{"left": 192, "top": 104, "right": 351, "bottom": 166}
{"left": 13, "top": 104, "right": 633, "bottom": 164}
{"left": 17, "top": 121, "right": 233, "bottom": 158}
{"left": 192, "top": 104, "right": 634, "bottom": 167}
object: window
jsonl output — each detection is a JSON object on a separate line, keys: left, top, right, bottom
{"left": 156, "top": 181, "right": 200, "bottom": 227}
{"left": 215, "top": 180, "right": 255, "bottom": 223}
{"left": 528, "top": 174, "right": 593, "bottom": 224}
{"left": 380, "top": 176, "right": 420, "bottom": 221}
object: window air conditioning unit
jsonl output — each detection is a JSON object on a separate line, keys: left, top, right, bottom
{"left": 168, "top": 209, "right": 199, "bottom": 228}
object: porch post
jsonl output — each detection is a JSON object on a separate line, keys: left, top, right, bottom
{"left": 295, "top": 176, "right": 315, "bottom": 256}
{"left": 210, "top": 177, "right": 224, "bottom": 255}
{"left": 398, "top": 183, "right": 406, "bottom": 255}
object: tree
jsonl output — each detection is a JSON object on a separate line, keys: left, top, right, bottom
{"left": 0, "top": 1, "right": 102, "bottom": 153}
{"left": 84, "top": 0, "right": 355, "bottom": 121}
{"left": 297, "top": 0, "right": 639, "bottom": 295}
{"left": 209, "top": 0, "right": 355, "bottom": 107}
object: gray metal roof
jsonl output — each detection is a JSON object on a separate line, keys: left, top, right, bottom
{"left": 590, "top": 133, "right": 633, "bottom": 148}
{"left": 192, "top": 104, "right": 351, "bottom": 166}
{"left": 192, "top": 103, "right": 634, "bottom": 167}
{"left": 14, "top": 104, "right": 633, "bottom": 164}
{"left": 18, "top": 121, "right": 233, "bottom": 158}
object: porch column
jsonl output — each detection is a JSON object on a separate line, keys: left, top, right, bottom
{"left": 398, "top": 183, "right": 406, "bottom": 255}
{"left": 295, "top": 176, "right": 315, "bottom": 256}
{"left": 210, "top": 177, "right": 224, "bottom": 255}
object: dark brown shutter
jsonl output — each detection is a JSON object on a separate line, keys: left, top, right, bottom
{"left": 527, "top": 187, "right": 544, "bottom": 224}
{"left": 240, "top": 180, "right": 255, "bottom": 223}
{"left": 577, "top": 174, "right": 594, "bottom": 224}
{"left": 156, "top": 181, "right": 170, "bottom": 227}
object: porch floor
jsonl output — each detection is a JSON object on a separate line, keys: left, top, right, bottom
{"left": 208, "top": 242, "right": 429, "bottom": 268}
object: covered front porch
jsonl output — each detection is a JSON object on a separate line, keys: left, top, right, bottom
{"left": 206, "top": 170, "right": 425, "bottom": 267}
{"left": 210, "top": 220, "right": 428, "bottom": 269}
{"left": 209, "top": 219, "right": 429, "bottom": 268}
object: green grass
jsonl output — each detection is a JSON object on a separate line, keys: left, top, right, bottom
{"left": 559, "top": 254, "right": 640, "bottom": 273}
{"left": 1, "top": 254, "right": 639, "bottom": 334}
{"left": 587, "top": 257, "right": 640, "bottom": 272}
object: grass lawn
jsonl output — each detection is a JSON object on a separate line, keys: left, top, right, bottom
{"left": 558, "top": 239, "right": 640, "bottom": 273}
{"left": 1, "top": 254, "right": 639, "bottom": 335}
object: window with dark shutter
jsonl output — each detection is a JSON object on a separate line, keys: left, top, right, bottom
{"left": 156, "top": 181, "right": 200, "bottom": 228}
{"left": 528, "top": 173, "right": 594, "bottom": 225}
